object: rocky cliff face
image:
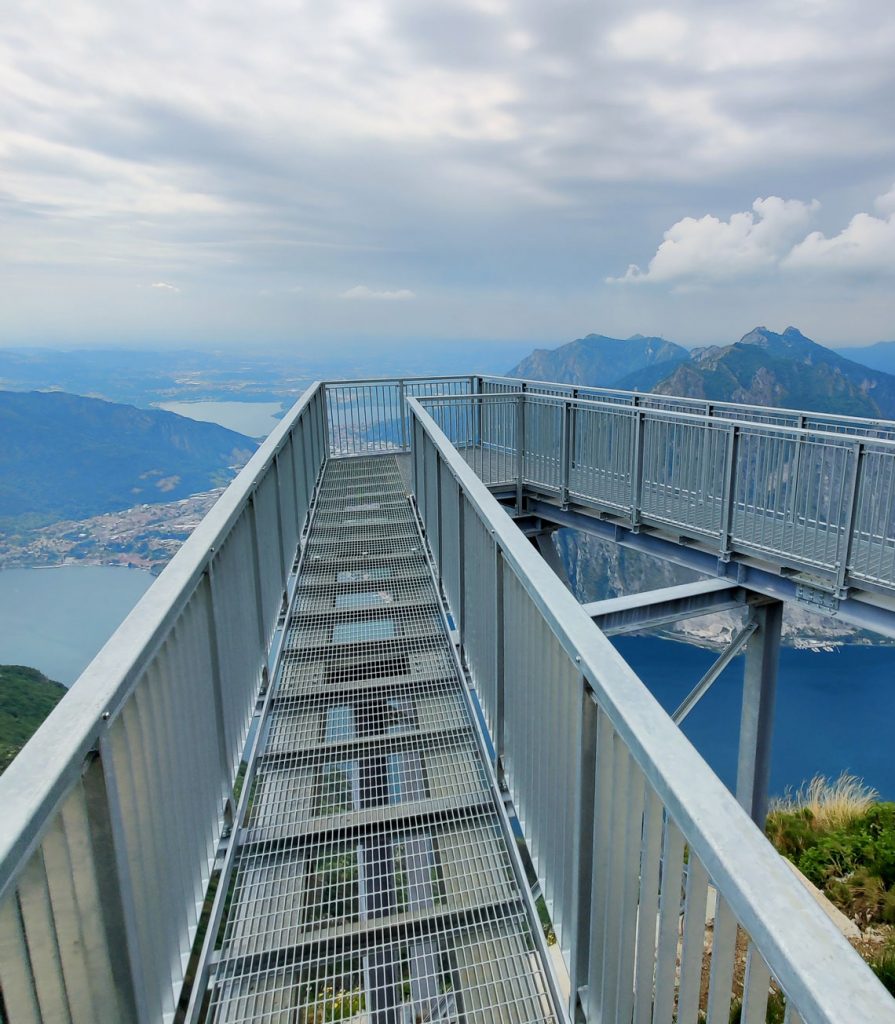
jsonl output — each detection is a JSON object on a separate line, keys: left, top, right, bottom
{"left": 508, "top": 333, "right": 689, "bottom": 388}
{"left": 553, "top": 528, "right": 866, "bottom": 648}
{"left": 652, "top": 326, "right": 895, "bottom": 418}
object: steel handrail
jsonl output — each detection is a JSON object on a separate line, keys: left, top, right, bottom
{"left": 408, "top": 393, "right": 895, "bottom": 1023}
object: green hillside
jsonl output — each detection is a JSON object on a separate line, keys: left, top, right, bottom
{"left": 0, "top": 390, "right": 255, "bottom": 530}
{"left": 0, "top": 665, "right": 66, "bottom": 773}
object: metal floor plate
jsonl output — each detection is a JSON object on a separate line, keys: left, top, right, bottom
{"left": 206, "top": 456, "right": 559, "bottom": 1024}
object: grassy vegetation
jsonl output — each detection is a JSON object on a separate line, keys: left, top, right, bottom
{"left": 766, "top": 773, "right": 895, "bottom": 929}
{"left": 770, "top": 772, "right": 879, "bottom": 832}
{"left": 0, "top": 665, "right": 65, "bottom": 772}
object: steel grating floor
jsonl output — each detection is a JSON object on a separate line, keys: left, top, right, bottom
{"left": 206, "top": 455, "right": 558, "bottom": 1024}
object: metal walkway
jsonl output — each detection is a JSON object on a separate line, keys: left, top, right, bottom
{"left": 207, "top": 456, "right": 558, "bottom": 1023}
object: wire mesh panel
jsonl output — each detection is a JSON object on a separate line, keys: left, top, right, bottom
{"left": 567, "top": 402, "right": 636, "bottom": 511}
{"left": 205, "top": 455, "right": 560, "bottom": 1024}
{"left": 325, "top": 379, "right": 473, "bottom": 456}
{"left": 730, "top": 430, "right": 852, "bottom": 570}
{"left": 849, "top": 446, "right": 895, "bottom": 586}
{"left": 640, "top": 414, "right": 730, "bottom": 538}
{"left": 522, "top": 398, "right": 563, "bottom": 493}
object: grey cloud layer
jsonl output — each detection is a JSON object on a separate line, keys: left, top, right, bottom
{"left": 2, "top": 0, "right": 895, "bottom": 344}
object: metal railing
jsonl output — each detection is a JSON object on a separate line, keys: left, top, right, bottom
{"left": 409, "top": 394, "right": 895, "bottom": 1024}
{"left": 421, "top": 390, "right": 895, "bottom": 595}
{"left": 3, "top": 373, "right": 895, "bottom": 1024}
{"left": 324, "top": 376, "right": 475, "bottom": 455}
{"left": 0, "top": 383, "right": 328, "bottom": 1024}
{"left": 481, "top": 374, "right": 895, "bottom": 440}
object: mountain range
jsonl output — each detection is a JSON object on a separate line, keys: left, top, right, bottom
{"left": 832, "top": 340, "right": 895, "bottom": 376}
{"left": 508, "top": 334, "right": 689, "bottom": 389}
{"left": 0, "top": 390, "right": 254, "bottom": 530}
{"left": 508, "top": 325, "right": 895, "bottom": 645}
{"left": 508, "top": 326, "right": 895, "bottom": 419}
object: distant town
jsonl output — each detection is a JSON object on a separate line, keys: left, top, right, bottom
{"left": 0, "top": 489, "right": 224, "bottom": 575}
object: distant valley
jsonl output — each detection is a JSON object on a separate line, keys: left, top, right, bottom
{"left": 0, "top": 390, "right": 254, "bottom": 532}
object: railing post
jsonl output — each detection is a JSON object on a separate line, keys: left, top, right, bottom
{"left": 97, "top": 743, "right": 153, "bottom": 1023}
{"left": 560, "top": 399, "right": 572, "bottom": 506}
{"left": 569, "top": 686, "right": 597, "bottom": 1019}
{"left": 474, "top": 376, "right": 484, "bottom": 449}
{"left": 77, "top": 754, "right": 145, "bottom": 1023}
{"left": 494, "top": 545, "right": 505, "bottom": 766}
{"left": 398, "top": 380, "right": 408, "bottom": 451}
{"left": 457, "top": 485, "right": 466, "bottom": 648}
{"left": 630, "top": 404, "right": 645, "bottom": 528}
{"left": 719, "top": 424, "right": 740, "bottom": 559}
{"left": 786, "top": 414, "right": 807, "bottom": 530}
{"left": 736, "top": 601, "right": 783, "bottom": 826}
{"left": 203, "top": 564, "right": 239, "bottom": 800}
{"left": 835, "top": 441, "right": 864, "bottom": 595}
{"left": 318, "top": 384, "right": 330, "bottom": 458}
{"left": 247, "top": 494, "right": 270, "bottom": 657}
{"left": 515, "top": 388, "right": 526, "bottom": 514}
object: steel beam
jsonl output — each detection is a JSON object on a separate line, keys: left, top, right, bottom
{"left": 736, "top": 602, "right": 783, "bottom": 827}
{"left": 582, "top": 579, "right": 755, "bottom": 637}
{"left": 524, "top": 497, "right": 895, "bottom": 640}
{"left": 672, "top": 621, "right": 757, "bottom": 725}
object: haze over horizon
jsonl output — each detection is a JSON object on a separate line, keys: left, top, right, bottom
{"left": 2, "top": 1, "right": 894, "bottom": 349}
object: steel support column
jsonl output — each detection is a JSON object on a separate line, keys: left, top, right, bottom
{"left": 736, "top": 601, "right": 783, "bottom": 827}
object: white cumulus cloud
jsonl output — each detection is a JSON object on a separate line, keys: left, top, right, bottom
{"left": 784, "top": 183, "right": 895, "bottom": 273}
{"left": 150, "top": 281, "right": 180, "bottom": 292}
{"left": 341, "top": 285, "right": 415, "bottom": 301}
{"left": 608, "top": 196, "right": 819, "bottom": 284}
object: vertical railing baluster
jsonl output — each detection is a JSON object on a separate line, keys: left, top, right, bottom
{"left": 515, "top": 390, "right": 525, "bottom": 513}
{"left": 720, "top": 424, "right": 740, "bottom": 558}
{"left": 630, "top": 406, "right": 645, "bottom": 526}
{"left": 836, "top": 441, "right": 864, "bottom": 594}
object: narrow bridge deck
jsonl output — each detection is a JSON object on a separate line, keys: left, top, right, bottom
{"left": 208, "top": 456, "right": 557, "bottom": 1023}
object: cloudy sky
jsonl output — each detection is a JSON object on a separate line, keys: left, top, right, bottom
{"left": 2, "top": 0, "right": 894, "bottom": 350}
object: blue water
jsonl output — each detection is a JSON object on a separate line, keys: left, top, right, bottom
{"left": 613, "top": 635, "right": 895, "bottom": 801}
{"left": 157, "top": 400, "right": 284, "bottom": 438}
{"left": 2, "top": 565, "right": 892, "bottom": 799}
{"left": 0, "top": 566, "right": 155, "bottom": 685}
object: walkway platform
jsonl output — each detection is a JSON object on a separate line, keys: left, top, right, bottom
{"left": 207, "top": 456, "right": 558, "bottom": 1023}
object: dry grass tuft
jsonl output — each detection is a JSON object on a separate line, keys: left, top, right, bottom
{"left": 770, "top": 771, "right": 879, "bottom": 831}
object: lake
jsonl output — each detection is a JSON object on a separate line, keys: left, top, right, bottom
{"left": 157, "top": 400, "right": 284, "bottom": 438}
{"left": 613, "top": 635, "right": 895, "bottom": 801}
{"left": 0, "top": 566, "right": 155, "bottom": 685}
{"left": 1, "top": 565, "right": 893, "bottom": 799}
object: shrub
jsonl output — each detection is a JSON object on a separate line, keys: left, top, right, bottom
{"left": 847, "top": 870, "right": 887, "bottom": 926}
{"left": 798, "top": 833, "right": 866, "bottom": 887}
